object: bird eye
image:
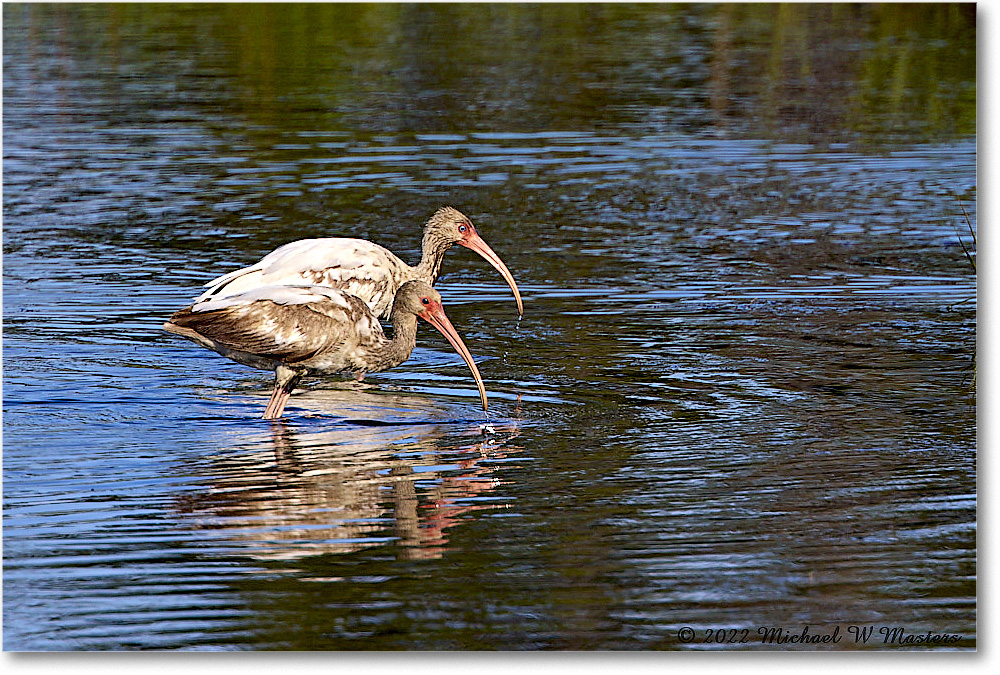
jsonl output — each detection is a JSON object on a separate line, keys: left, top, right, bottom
{"left": 421, "top": 297, "right": 431, "bottom": 305}
{"left": 458, "top": 222, "right": 469, "bottom": 233}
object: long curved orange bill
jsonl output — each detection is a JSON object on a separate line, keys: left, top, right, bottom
{"left": 459, "top": 231, "right": 524, "bottom": 317}
{"left": 418, "top": 300, "right": 489, "bottom": 412}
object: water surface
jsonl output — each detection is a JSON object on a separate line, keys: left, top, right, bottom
{"left": 3, "top": 3, "right": 976, "bottom": 650}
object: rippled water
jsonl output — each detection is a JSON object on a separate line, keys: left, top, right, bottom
{"left": 3, "top": 3, "right": 975, "bottom": 650}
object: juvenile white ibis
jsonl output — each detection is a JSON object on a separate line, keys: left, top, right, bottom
{"left": 164, "top": 280, "right": 488, "bottom": 420}
{"left": 195, "top": 207, "right": 523, "bottom": 319}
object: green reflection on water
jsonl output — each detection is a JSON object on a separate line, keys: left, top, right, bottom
{"left": 9, "top": 2, "right": 975, "bottom": 143}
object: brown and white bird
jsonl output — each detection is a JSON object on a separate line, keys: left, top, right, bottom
{"left": 164, "top": 280, "right": 488, "bottom": 420}
{"left": 195, "top": 207, "right": 523, "bottom": 319}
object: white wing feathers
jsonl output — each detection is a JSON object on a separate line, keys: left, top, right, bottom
{"left": 196, "top": 238, "right": 408, "bottom": 318}
{"left": 191, "top": 284, "right": 353, "bottom": 314}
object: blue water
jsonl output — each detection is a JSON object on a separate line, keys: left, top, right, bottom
{"left": 3, "top": 3, "right": 975, "bottom": 650}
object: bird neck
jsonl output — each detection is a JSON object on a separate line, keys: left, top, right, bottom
{"left": 370, "top": 309, "right": 420, "bottom": 369}
{"left": 415, "top": 230, "right": 451, "bottom": 283}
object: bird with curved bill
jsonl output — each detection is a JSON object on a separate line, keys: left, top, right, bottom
{"left": 195, "top": 206, "right": 523, "bottom": 319}
{"left": 164, "top": 280, "right": 488, "bottom": 420}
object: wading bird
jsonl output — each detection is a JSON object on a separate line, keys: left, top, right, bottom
{"left": 195, "top": 207, "right": 523, "bottom": 319}
{"left": 164, "top": 280, "right": 488, "bottom": 420}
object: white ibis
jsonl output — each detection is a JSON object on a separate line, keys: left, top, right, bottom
{"left": 195, "top": 207, "right": 523, "bottom": 319}
{"left": 164, "top": 280, "right": 488, "bottom": 420}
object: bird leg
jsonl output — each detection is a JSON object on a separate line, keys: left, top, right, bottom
{"left": 263, "top": 364, "right": 302, "bottom": 420}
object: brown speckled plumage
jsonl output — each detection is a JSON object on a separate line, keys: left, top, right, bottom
{"left": 164, "top": 281, "right": 487, "bottom": 419}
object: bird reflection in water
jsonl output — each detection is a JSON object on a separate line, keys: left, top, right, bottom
{"left": 175, "top": 392, "right": 523, "bottom": 562}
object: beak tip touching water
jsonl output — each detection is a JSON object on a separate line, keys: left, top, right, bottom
{"left": 420, "top": 302, "right": 490, "bottom": 412}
